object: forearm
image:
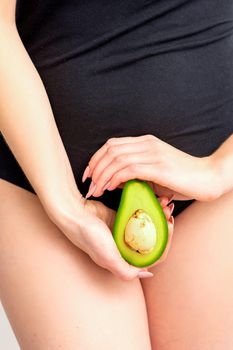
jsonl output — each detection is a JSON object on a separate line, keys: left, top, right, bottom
{"left": 210, "top": 134, "right": 233, "bottom": 196}
{"left": 0, "top": 21, "right": 82, "bottom": 215}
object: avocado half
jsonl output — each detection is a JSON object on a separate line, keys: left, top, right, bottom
{"left": 113, "top": 179, "right": 168, "bottom": 268}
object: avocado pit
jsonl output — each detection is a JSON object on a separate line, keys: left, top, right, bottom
{"left": 124, "top": 209, "right": 157, "bottom": 255}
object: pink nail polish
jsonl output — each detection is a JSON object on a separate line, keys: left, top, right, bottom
{"left": 167, "top": 194, "right": 175, "bottom": 204}
{"left": 85, "top": 182, "right": 96, "bottom": 199}
{"left": 103, "top": 181, "right": 111, "bottom": 191}
{"left": 169, "top": 215, "right": 174, "bottom": 225}
{"left": 168, "top": 202, "right": 175, "bottom": 215}
{"left": 137, "top": 271, "right": 154, "bottom": 279}
{"left": 82, "top": 165, "right": 90, "bottom": 183}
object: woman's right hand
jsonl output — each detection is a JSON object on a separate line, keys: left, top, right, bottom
{"left": 45, "top": 193, "right": 174, "bottom": 281}
{"left": 46, "top": 194, "right": 157, "bottom": 281}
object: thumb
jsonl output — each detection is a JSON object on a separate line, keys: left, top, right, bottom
{"left": 108, "top": 254, "right": 153, "bottom": 281}
{"left": 91, "top": 200, "right": 116, "bottom": 230}
{"left": 117, "top": 182, "right": 126, "bottom": 189}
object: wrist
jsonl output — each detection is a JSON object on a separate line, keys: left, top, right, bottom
{"left": 191, "top": 155, "right": 223, "bottom": 202}
{"left": 205, "top": 154, "right": 227, "bottom": 200}
{"left": 209, "top": 134, "right": 233, "bottom": 198}
{"left": 40, "top": 184, "right": 85, "bottom": 226}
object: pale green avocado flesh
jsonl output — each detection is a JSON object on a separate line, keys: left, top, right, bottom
{"left": 113, "top": 180, "right": 169, "bottom": 268}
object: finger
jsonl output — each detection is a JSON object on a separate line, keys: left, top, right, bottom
{"left": 90, "top": 143, "right": 143, "bottom": 180}
{"left": 96, "top": 202, "right": 174, "bottom": 278}
{"left": 86, "top": 225, "right": 153, "bottom": 281}
{"left": 84, "top": 135, "right": 152, "bottom": 181}
{"left": 89, "top": 140, "right": 152, "bottom": 195}
{"left": 162, "top": 202, "right": 174, "bottom": 221}
{"left": 157, "top": 195, "right": 174, "bottom": 208}
{"left": 162, "top": 206, "right": 170, "bottom": 220}
{"left": 153, "top": 183, "right": 190, "bottom": 201}
{"left": 105, "top": 215, "right": 174, "bottom": 277}
{"left": 117, "top": 182, "right": 126, "bottom": 189}
{"left": 92, "top": 201, "right": 116, "bottom": 230}
{"left": 102, "top": 163, "right": 165, "bottom": 192}
{"left": 92, "top": 151, "right": 152, "bottom": 197}
{"left": 152, "top": 184, "right": 175, "bottom": 198}
{"left": 100, "top": 250, "right": 153, "bottom": 281}
{"left": 167, "top": 202, "right": 175, "bottom": 218}
{"left": 157, "top": 195, "right": 168, "bottom": 207}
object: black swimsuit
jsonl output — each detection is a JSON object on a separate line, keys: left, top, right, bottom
{"left": 1, "top": 0, "right": 233, "bottom": 216}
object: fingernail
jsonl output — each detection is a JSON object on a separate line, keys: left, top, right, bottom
{"left": 137, "top": 271, "right": 154, "bottom": 279}
{"left": 82, "top": 165, "right": 90, "bottom": 183}
{"left": 169, "top": 215, "right": 174, "bottom": 225}
{"left": 85, "top": 182, "right": 96, "bottom": 199}
{"left": 167, "top": 194, "right": 175, "bottom": 204}
{"left": 102, "top": 181, "right": 111, "bottom": 191}
{"left": 168, "top": 202, "right": 175, "bottom": 215}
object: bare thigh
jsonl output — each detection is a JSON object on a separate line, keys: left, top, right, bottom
{"left": 0, "top": 179, "right": 151, "bottom": 350}
{"left": 141, "top": 190, "right": 233, "bottom": 350}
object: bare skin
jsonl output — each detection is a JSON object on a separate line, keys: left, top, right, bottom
{"left": 0, "top": 179, "right": 152, "bottom": 350}
{"left": 141, "top": 189, "right": 233, "bottom": 350}
{"left": 1, "top": 1, "right": 233, "bottom": 349}
{"left": 81, "top": 132, "right": 233, "bottom": 349}
{"left": 1, "top": 182, "right": 233, "bottom": 350}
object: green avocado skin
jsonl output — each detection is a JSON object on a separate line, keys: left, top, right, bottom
{"left": 113, "top": 180, "right": 168, "bottom": 268}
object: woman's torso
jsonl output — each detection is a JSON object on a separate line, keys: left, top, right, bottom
{"left": 3, "top": 0, "right": 233, "bottom": 202}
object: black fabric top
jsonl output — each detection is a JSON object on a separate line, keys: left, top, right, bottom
{"left": 1, "top": 0, "right": 233, "bottom": 212}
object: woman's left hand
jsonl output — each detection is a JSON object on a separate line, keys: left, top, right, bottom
{"left": 82, "top": 134, "right": 223, "bottom": 201}
{"left": 85, "top": 194, "right": 175, "bottom": 270}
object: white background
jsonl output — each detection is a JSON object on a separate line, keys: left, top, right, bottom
{"left": 0, "top": 302, "right": 20, "bottom": 350}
